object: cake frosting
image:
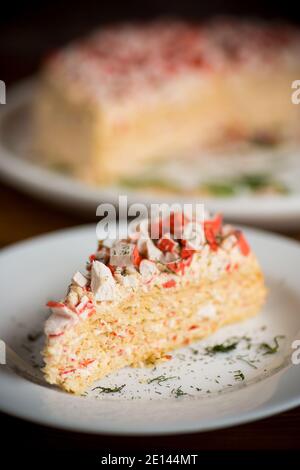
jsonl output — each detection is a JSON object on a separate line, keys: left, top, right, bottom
{"left": 35, "top": 17, "right": 300, "bottom": 185}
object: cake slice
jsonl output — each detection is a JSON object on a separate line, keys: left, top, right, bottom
{"left": 34, "top": 18, "right": 300, "bottom": 184}
{"left": 42, "top": 212, "right": 266, "bottom": 394}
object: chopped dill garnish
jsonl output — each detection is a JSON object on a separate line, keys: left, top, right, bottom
{"left": 233, "top": 370, "right": 245, "bottom": 381}
{"left": 200, "top": 172, "right": 288, "bottom": 197}
{"left": 172, "top": 386, "right": 188, "bottom": 398}
{"left": 190, "top": 348, "right": 199, "bottom": 355}
{"left": 243, "top": 336, "right": 252, "bottom": 350}
{"left": 147, "top": 375, "right": 177, "bottom": 385}
{"left": 205, "top": 339, "right": 238, "bottom": 355}
{"left": 259, "top": 335, "right": 285, "bottom": 355}
{"left": 92, "top": 384, "right": 126, "bottom": 394}
{"left": 21, "top": 344, "right": 32, "bottom": 353}
{"left": 119, "top": 177, "right": 180, "bottom": 192}
{"left": 249, "top": 133, "right": 279, "bottom": 147}
{"left": 201, "top": 182, "right": 236, "bottom": 197}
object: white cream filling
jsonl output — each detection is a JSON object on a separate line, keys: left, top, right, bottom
{"left": 91, "top": 260, "right": 117, "bottom": 301}
{"left": 197, "top": 303, "right": 217, "bottom": 320}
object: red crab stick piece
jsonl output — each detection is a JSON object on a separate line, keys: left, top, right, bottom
{"left": 59, "top": 359, "right": 96, "bottom": 376}
{"left": 167, "top": 253, "right": 194, "bottom": 275}
{"left": 162, "top": 279, "right": 177, "bottom": 288}
{"left": 46, "top": 301, "right": 66, "bottom": 308}
{"left": 204, "top": 213, "right": 223, "bottom": 236}
{"left": 181, "top": 246, "right": 196, "bottom": 259}
{"left": 169, "top": 212, "right": 189, "bottom": 236}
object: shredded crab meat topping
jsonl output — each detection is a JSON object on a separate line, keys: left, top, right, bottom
{"left": 45, "top": 212, "right": 251, "bottom": 337}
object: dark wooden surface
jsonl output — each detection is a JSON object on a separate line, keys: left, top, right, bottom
{"left": 0, "top": 0, "right": 300, "bottom": 452}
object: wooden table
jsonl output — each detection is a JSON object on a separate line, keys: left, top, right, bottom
{"left": 0, "top": 180, "right": 300, "bottom": 451}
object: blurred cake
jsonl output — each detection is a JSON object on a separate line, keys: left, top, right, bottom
{"left": 34, "top": 18, "right": 300, "bottom": 183}
{"left": 42, "top": 211, "right": 266, "bottom": 394}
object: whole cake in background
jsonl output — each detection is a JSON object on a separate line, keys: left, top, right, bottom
{"left": 34, "top": 18, "right": 300, "bottom": 184}
{"left": 42, "top": 211, "right": 266, "bottom": 394}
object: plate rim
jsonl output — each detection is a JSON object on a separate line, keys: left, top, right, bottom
{"left": 1, "top": 79, "right": 300, "bottom": 227}
{"left": 1, "top": 367, "right": 299, "bottom": 437}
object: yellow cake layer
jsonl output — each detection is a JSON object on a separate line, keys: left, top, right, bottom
{"left": 43, "top": 254, "right": 266, "bottom": 394}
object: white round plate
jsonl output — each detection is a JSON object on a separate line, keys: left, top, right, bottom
{"left": 1, "top": 80, "right": 300, "bottom": 229}
{"left": 0, "top": 223, "right": 300, "bottom": 435}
